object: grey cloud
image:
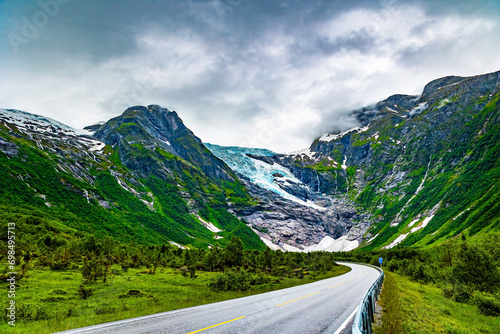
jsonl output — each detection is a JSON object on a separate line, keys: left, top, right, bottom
{"left": 1, "top": 0, "right": 500, "bottom": 152}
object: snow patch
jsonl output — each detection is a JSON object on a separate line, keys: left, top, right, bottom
{"left": 383, "top": 233, "right": 409, "bottom": 249}
{"left": 390, "top": 138, "right": 402, "bottom": 145}
{"left": 260, "top": 238, "right": 281, "bottom": 251}
{"left": 285, "top": 147, "right": 316, "bottom": 160}
{"left": 0, "top": 108, "right": 90, "bottom": 136}
{"left": 89, "top": 142, "right": 106, "bottom": 152}
{"left": 437, "top": 81, "right": 463, "bottom": 90}
{"left": 410, "top": 215, "right": 434, "bottom": 233}
{"left": 282, "top": 244, "right": 303, "bottom": 252}
{"left": 304, "top": 236, "right": 359, "bottom": 252}
{"left": 341, "top": 155, "right": 348, "bottom": 170}
{"left": 195, "top": 214, "right": 222, "bottom": 233}
{"left": 453, "top": 208, "right": 470, "bottom": 221}
{"left": 408, "top": 218, "right": 419, "bottom": 227}
{"left": 391, "top": 158, "right": 432, "bottom": 226}
{"left": 318, "top": 125, "right": 369, "bottom": 142}
{"left": 169, "top": 241, "right": 187, "bottom": 249}
{"left": 408, "top": 102, "right": 428, "bottom": 117}
{"left": 437, "top": 98, "right": 451, "bottom": 108}
{"left": 0, "top": 109, "right": 106, "bottom": 152}
{"left": 141, "top": 194, "right": 155, "bottom": 211}
{"left": 261, "top": 236, "right": 358, "bottom": 252}
{"left": 366, "top": 233, "right": 379, "bottom": 244}
{"left": 83, "top": 189, "right": 90, "bottom": 204}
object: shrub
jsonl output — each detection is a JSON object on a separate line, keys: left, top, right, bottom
{"left": 474, "top": 293, "right": 500, "bottom": 316}
{"left": 15, "top": 303, "right": 49, "bottom": 321}
{"left": 452, "top": 244, "right": 500, "bottom": 293}
{"left": 41, "top": 296, "right": 65, "bottom": 302}
{"left": 442, "top": 286, "right": 454, "bottom": 299}
{"left": 452, "top": 285, "right": 472, "bottom": 303}
{"left": 95, "top": 304, "right": 116, "bottom": 315}
{"left": 78, "top": 285, "right": 93, "bottom": 299}
{"left": 50, "top": 260, "right": 70, "bottom": 270}
{"left": 208, "top": 271, "right": 251, "bottom": 292}
{"left": 249, "top": 274, "right": 271, "bottom": 285}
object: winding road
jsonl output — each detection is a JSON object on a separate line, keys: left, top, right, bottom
{"left": 57, "top": 262, "right": 380, "bottom": 334}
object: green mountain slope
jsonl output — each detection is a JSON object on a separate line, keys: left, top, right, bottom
{"left": 278, "top": 71, "right": 500, "bottom": 249}
{"left": 0, "top": 106, "right": 265, "bottom": 250}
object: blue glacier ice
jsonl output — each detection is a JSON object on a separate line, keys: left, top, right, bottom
{"left": 205, "top": 143, "right": 321, "bottom": 209}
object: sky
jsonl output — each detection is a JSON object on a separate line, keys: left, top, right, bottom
{"left": 1, "top": 0, "right": 500, "bottom": 152}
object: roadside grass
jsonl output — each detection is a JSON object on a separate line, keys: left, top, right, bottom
{"left": 0, "top": 264, "right": 350, "bottom": 334}
{"left": 375, "top": 272, "right": 500, "bottom": 334}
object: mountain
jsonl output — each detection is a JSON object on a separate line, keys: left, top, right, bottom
{"left": 263, "top": 70, "right": 500, "bottom": 249}
{"left": 206, "top": 144, "right": 368, "bottom": 252}
{"left": 1, "top": 70, "right": 498, "bottom": 253}
{"left": 92, "top": 105, "right": 233, "bottom": 182}
{"left": 0, "top": 105, "right": 265, "bottom": 250}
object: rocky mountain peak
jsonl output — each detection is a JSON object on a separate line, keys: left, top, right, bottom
{"left": 92, "top": 104, "right": 234, "bottom": 182}
{"left": 420, "top": 70, "right": 500, "bottom": 106}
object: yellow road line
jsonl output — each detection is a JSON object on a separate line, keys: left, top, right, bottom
{"left": 186, "top": 316, "right": 246, "bottom": 334}
{"left": 275, "top": 291, "right": 321, "bottom": 307}
{"left": 344, "top": 269, "right": 365, "bottom": 282}
{"left": 188, "top": 268, "right": 368, "bottom": 332}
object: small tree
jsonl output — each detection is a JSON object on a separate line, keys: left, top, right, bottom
{"left": 452, "top": 244, "right": 500, "bottom": 293}
{"left": 78, "top": 285, "right": 93, "bottom": 299}
{"left": 223, "top": 236, "right": 244, "bottom": 268}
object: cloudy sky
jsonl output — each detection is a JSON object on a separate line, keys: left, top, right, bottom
{"left": 1, "top": 0, "right": 500, "bottom": 152}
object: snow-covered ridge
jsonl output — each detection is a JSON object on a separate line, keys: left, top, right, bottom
{"left": 0, "top": 108, "right": 93, "bottom": 136}
{"left": 0, "top": 108, "right": 105, "bottom": 153}
{"left": 284, "top": 147, "right": 317, "bottom": 160}
{"left": 318, "top": 125, "right": 369, "bottom": 142}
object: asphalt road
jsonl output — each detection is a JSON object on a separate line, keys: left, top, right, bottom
{"left": 57, "top": 262, "right": 381, "bottom": 334}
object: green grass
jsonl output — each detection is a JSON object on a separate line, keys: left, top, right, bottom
{"left": 0, "top": 265, "right": 350, "bottom": 333}
{"left": 375, "top": 272, "right": 500, "bottom": 334}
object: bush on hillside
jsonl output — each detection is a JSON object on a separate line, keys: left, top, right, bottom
{"left": 474, "top": 293, "right": 500, "bottom": 316}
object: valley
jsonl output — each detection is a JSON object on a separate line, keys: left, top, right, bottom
{"left": 0, "top": 70, "right": 499, "bottom": 333}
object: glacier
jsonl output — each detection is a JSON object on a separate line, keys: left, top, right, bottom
{"left": 205, "top": 143, "right": 323, "bottom": 209}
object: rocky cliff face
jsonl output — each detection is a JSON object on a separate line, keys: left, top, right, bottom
{"left": 237, "top": 179, "right": 371, "bottom": 252}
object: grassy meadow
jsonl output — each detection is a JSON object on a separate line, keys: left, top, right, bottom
{"left": 0, "top": 263, "right": 350, "bottom": 333}
{"left": 375, "top": 272, "right": 500, "bottom": 334}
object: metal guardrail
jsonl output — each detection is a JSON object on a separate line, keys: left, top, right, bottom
{"left": 351, "top": 264, "right": 384, "bottom": 334}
